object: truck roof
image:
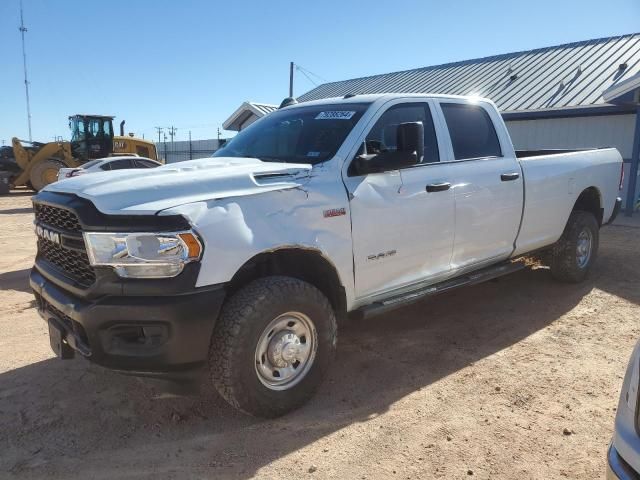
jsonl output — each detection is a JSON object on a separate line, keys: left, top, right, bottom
{"left": 288, "top": 92, "right": 493, "bottom": 108}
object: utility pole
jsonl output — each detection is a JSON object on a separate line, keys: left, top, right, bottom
{"left": 163, "top": 133, "right": 168, "bottom": 164}
{"left": 289, "top": 61, "right": 294, "bottom": 97}
{"left": 167, "top": 126, "right": 177, "bottom": 162}
{"left": 188, "top": 130, "right": 192, "bottom": 160}
{"left": 154, "top": 126, "right": 163, "bottom": 145}
{"left": 19, "top": 0, "right": 32, "bottom": 141}
{"left": 167, "top": 126, "right": 177, "bottom": 145}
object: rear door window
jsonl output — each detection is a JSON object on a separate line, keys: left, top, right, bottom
{"left": 134, "top": 159, "right": 159, "bottom": 168}
{"left": 108, "top": 159, "right": 134, "bottom": 170}
{"left": 82, "top": 160, "right": 102, "bottom": 169}
{"left": 440, "top": 103, "right": 502, "bottom": 160}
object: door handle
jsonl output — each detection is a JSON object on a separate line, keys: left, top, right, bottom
{"left": 500, "top": 172, "right": 520, "bottom": 181}
{"left": 426, "top": 182, "right": 451, "bottom": 193}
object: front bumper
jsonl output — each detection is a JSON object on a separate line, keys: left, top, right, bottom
{"left": 30, "top": 265, "right": 226, "bottom": 377}
{"left": 608, "top": 444, "right": 640, "bottom": 480}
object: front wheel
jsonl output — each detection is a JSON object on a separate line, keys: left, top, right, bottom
{"left": 209, "top": 276, "right": 337, "bottom": 417}
{"left": 550, "top": 211, "right": 599, "bottom": 283}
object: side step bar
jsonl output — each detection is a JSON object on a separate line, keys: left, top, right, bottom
{"left": 356, "top": 260, "right": 526, "bottom": 320}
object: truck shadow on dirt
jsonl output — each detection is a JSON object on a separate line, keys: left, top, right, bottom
{"left": 2, "top": 190, "right": 34, "bottom": 198}
{"left": 1, "top": 225, "right": 637, "bottom": 478}
{"left": 0, "top": 268, "right": 32, "bottom": 294}
{"left": 0, "top": 207, "right": 33, "bottom": 215}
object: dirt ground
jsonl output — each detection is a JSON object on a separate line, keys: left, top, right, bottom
{"left": 1, "top": 190, "right": 639, "bottom": 480}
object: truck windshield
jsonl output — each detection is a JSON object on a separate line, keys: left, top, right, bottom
{"left": 213, "top": 103, "right": 369, "bottom": 164}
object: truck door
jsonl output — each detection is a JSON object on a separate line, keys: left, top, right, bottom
{"left": 435, "top": 100, "right": 523, "bottom": 271}
{"left": 343, "top": 101, "right": 455, "bottom": 299}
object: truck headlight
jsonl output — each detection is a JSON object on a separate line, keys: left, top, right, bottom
{"left": 83, "top": 231, "right": 202, "bottom": 278}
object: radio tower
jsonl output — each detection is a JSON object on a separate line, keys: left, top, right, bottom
{"left": 19, "top": 0, "right": 33, "bottom": 141}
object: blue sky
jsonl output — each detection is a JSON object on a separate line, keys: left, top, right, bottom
{"left": 1, "top": 0, "right": 639, "bottom": 143}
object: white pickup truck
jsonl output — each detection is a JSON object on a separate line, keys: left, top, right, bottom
{"left": 31, "top": 93, "right": 622, "bottom": 417}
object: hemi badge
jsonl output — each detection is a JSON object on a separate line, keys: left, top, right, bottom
{"left": 323, "top": 207, "right": 346, "bottom": 218}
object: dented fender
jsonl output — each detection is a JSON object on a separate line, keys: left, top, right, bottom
{"left": 159, "top": 171, "right": 357, "bottom": 308}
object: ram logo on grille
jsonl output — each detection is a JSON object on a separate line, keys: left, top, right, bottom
{"left": 35, "top": 224, "right": 61, "bottom": 245}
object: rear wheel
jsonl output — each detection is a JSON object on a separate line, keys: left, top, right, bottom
{"left": 209, "top": 276, "right": 337, "bottom": 417}
{"left": 550, "top": 211, "right": 599, "bottom": 283}
{"left": 30, "top": 158, "right": 65, "bottom": 191}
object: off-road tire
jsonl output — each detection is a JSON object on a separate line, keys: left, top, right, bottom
{"left": 209, "top": 276, "right": 337, "bottom": 417}
{"left": 549, "top": 210, "right": 599, "bottom": 283}
{"left": 30, "top": 158, "right": 65, "bottom": 191}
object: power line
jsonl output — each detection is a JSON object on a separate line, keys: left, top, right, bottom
{"left": 295, "top": 64, "right": 329, "bottom": 84}
{"left": 169, "top": 123, "right": 219, "bottom": 129}
{"left": 296, "top": 66, "right": 319, "bottom": 87}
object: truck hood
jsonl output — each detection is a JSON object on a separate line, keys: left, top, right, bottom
{"left": 44, "top": 157, "right": 312, "bottom": 215}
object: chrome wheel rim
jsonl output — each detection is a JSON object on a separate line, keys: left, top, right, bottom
{"left": 576, "top": 228, "right": 593, "bottom": 268}
{"left": 255, "top": 312, "right": 317, "bottom": 391}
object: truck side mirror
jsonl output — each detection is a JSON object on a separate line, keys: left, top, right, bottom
{"left": 352, "top": 122, "right": 424, "bottom": 175}
{"left": 397, "top": 121, "right": 424, "bottom": 162}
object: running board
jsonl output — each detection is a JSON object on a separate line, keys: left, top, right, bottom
{"left": 356, "top": 261, "right": 525, "bottom": 320}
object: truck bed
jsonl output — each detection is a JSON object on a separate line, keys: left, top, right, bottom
{"left": 513, "top": 147, "right": 622, "bottom": 256}
{"left": 515, "top": 148, "right": 602, "bottom": 158}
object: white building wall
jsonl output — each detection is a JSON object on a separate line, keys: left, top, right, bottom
{"left": 506, "top": 114, "right": 637, "bottom": 208}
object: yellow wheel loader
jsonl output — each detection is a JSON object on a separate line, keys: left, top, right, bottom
{"left": 6, "top": 114, "right": 158, "bottom": 191}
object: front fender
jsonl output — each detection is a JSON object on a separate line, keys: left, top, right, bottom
{"left": 160, "top": 186, "right": 356, "bottom": 307}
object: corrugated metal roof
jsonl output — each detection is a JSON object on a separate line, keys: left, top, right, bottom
{"left": 250, "top": 102, "right": 278, "bottom": 115}
{"left": 298, "top": 33, "right": 640, "bottom": 112}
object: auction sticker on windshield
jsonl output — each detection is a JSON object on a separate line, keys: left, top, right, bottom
{"left": 315, "top": 111, "right": 356, "bottom": 120}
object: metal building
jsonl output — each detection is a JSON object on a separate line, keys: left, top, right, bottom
{"left": 223, "top": 102, "right": 278, "bottom": 131}
{"left": 294, "top": 33, "right": 640, "bottom": 215}
{"left": 155, "top": 138, "right": 227, "bottom": 164}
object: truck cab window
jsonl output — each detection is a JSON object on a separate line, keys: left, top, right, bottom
{"left": 440, "top": 103, "right": 502, "bottom": 160}
{"left": 363, "top": 103, "right": 439, "bottom": 164}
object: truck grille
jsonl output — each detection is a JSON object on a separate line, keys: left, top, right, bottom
{"left": 37, "top": 238, "right": 96, "bottom": 286}
{"left": 34, "top": 203, "right": 82, "bottom": 233}
{"left": 34, "top": 203, "right": 95, "bottom": 287}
